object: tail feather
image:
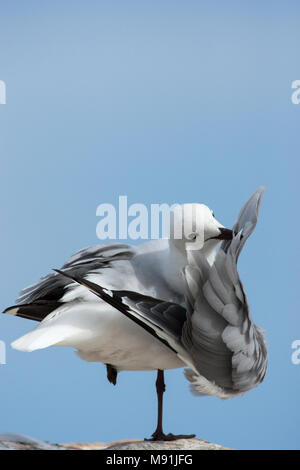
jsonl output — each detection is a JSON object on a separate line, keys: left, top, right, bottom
{"left": 11, "top": 327, "right": 70, "bottom": 352}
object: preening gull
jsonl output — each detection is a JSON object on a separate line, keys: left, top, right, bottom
{"left": 3, "top": 192, "right": 267, "bottom": 440}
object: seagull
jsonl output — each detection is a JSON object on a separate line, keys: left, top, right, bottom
{"left": 3, "top": 191, "right": 267, "bottom": 440}
{"left": 3, "top": 202, "right": 232, "bottom": 439}
{"left": 52, "top": 188, "right": 267, "bottom": 439}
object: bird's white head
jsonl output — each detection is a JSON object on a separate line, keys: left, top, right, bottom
{"left": 168, "top": 203, "right": 232, "bottom": 264}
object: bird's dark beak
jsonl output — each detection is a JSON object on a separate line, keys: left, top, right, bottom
{"left": 206, "top": 227, "right": 233, "bottom": 242}
{"left": 214, "top": 227, "right": 233, "bottom": 240}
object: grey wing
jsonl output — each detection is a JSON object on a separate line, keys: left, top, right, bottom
{"left": 182, "top": 188, "right": 267, "bottom": 397}
{"left": 4, "top": 244, "right": 134, "bottom": 321}
{"left": 221, "top": 186, "right": 265, "bottom": 259}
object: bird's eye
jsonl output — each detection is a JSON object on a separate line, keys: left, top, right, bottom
{"left": 188, "top": 233, "right": 197, "bottom": 240}
{"left": 211, "top": 211, "right": 215, "bottom": 218}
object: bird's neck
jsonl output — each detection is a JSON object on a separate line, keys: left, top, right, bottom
{"left": 162, "top": 243, "right": 189, "bottom": 299}
{"left": 196, "top": 239, "right": 219, "bottom": 266}
{"left": 165, "top": 239, "right": 219, "bottom": 296}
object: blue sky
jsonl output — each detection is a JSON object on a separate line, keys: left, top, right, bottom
{"left": 0, "top": 1, "right": 299, "bottom": 450}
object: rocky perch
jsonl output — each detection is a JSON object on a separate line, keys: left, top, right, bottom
{"left": 0, "top": 433, "right": 231, "bottom": 450}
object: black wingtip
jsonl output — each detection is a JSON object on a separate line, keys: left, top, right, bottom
{"left": 2, "top": 305, "right": 19, "bottom": 315}
{"left": 3, "top": 306, "right": 12, "bottom": 314}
